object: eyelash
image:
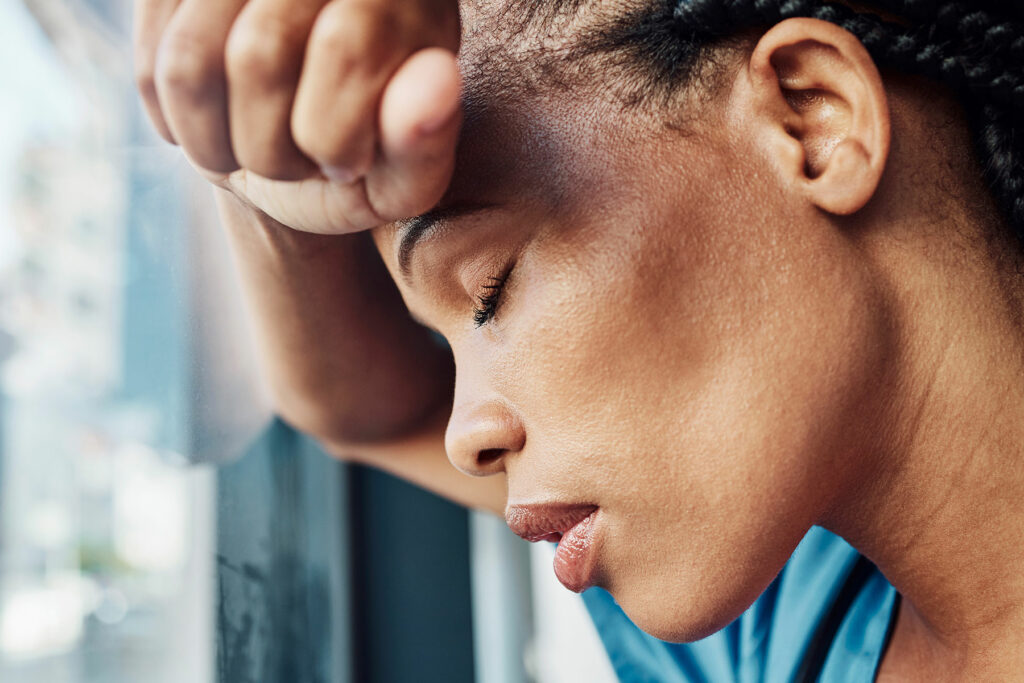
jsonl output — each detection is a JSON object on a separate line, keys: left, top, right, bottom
{"left": 473, "top": 269, "right": 511, "bottom": 327}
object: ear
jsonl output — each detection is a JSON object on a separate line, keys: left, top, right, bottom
{"left": 732, "top": 18, "right": 891, "bottom": 216}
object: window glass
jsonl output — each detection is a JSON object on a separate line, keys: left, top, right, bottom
{"left": 0, "top": 2, "right": 213, "bottom": 681}
{"left": 0, "top": 4, "right": 618, "bottom": 682}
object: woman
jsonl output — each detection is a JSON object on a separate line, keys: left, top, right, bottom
{"left": 135, "top": 0, "right": 1024, "bottom": 679}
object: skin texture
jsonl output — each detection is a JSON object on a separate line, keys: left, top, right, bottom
{"left": 371, "top": 18, "right": 899, "bottom": 643}
{"left": 135, "top": 0, "right": 1024, "bottom": 679}
{"left": 373, "top": 18, "right": 1024, "bottom": 676}
{"left": 137, "top": 0, "right": 463, "bottom": 227}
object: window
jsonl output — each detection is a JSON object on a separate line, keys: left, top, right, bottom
{"left": 0, "top": 3, "right": 615, "bottom": 681}
{"left": 0, "top": 2, "right": 213, "bottom": 681}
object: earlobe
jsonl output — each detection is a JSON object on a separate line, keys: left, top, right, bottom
{"left": 743, "top": 18, "right": 891, "bottom": 216}
{"left": 809, "top": 138, "right": 876, "bottom": 215}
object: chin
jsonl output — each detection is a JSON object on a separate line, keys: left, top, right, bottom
{"left": 635, "top": 617, "right": 727, "bottom": 644}
{"left": 611, "top": 573, "right": 769, "bottom": 644}
{"left": 606, "top": 585, "right": 753, "bottom": 643}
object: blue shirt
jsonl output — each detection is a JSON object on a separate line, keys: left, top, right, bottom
{"left": 583, "top": 527, "right": 900, "bottom": 682}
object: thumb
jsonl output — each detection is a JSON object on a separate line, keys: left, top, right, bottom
{"left": 367, "top": 47, "right": 462, "bottom": 222}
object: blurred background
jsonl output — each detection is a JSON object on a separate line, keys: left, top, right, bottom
{"left": 0, "top": 0, "right": 617, "bottom": 681}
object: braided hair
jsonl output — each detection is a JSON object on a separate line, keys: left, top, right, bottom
{"left": 669, "top": 0, "right": 1024, "bottom": 249}
{"left": 577, "top": 0, "right": 1023, "bottom": 247}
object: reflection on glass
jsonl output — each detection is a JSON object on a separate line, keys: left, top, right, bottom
{"left": 0, "top": 1, "right": 212, "bottom": 681}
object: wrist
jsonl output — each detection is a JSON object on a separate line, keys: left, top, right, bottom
{"left": 213, "top": 187, "right": 367, "bottom": 262}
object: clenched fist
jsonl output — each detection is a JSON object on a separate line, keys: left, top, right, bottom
{"left": 134, "top": 0, "right": 462, "bottom": 232}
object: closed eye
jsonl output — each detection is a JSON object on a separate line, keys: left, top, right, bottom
{"left": 473, "top": 268, "right": 511, "bottom": 327}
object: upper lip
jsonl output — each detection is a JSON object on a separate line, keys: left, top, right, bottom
{"left": 505, "top": 502, "right": 598, "bottom": 542}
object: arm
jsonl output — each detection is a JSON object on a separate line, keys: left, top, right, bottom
{"left": 135, "top": 0, "right": 506, "bottom": 514}
{"left": 213, "top": 188, "right": 447, "bottom": 445}
{"left": 215, "top": 186, "right": 507, "bottom": 515}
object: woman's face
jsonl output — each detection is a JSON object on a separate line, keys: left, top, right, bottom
{"left": 373, "top": 82, "right": 893, "bottom": 640}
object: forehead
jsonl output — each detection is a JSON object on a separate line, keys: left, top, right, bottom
{"left": 374, "top": 92, "right": 608, "bottom": 271}
{"left": 373, "top": 15, "right": 700, "bottom": 277}
{"left": 445, "top": 0, "right": 662, "bottom": 197}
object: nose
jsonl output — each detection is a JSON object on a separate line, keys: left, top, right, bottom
{"left": 445, "top": 394, "right": 525, "bottom": 477}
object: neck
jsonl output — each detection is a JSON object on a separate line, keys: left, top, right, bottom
{"left": 826, "top": 206, "right": 1024, "bottom": 678}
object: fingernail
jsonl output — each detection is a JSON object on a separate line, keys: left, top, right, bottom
{"left": 321, "top": 165, "right": 358, "bottom": 184}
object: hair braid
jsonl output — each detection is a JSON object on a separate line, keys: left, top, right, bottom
{"left": 671, "top": 0, "right": 1024, "bottom": 245}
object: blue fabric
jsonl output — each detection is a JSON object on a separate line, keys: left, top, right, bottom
{"left": 583, "top": 527, "right": 898, "bottom": 683}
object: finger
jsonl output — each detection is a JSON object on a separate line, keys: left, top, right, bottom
{"left": 133, "top": 0, "right": 182, "bottom": 143}
{"left": 368, "top": 48, "right": 462, "bottom": 221}
{"left": 292, "top": 0, "right": 412, "bottom": 182}
{"left": 155, "top": 0, "right": 247, "bottom": 174}
{"left": 225, "top": 0, "right": 327, "bottom": 180}
{"left": 224, "top": 167, "right": 383, "bottom": 233}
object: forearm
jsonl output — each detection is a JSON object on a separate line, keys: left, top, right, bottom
{"left": 214, "top": 188, "right": 454, "bottom": 447}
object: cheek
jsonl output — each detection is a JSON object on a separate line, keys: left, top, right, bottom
{"left": 489, "top": 216, "right": 711, "bottom": 499}
{"left": 487, "top": 189, "right": 892, "bottom": 640}
{"left": 610, "top": 241, "right": 891, "bottom": 641}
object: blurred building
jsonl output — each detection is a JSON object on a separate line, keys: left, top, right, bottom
{"left": 0, "top": 3, "right": 618, "bottom": 682}
{"left": 0, "top": 1, "right": 210, "bottom": 681}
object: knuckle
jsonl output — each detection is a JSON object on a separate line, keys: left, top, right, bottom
{"left": 308, "top": 9, "right": 354, "bottom": 62}
{"left": 309, "top": 1, "right": 397, "bottom": 69}
{"left": 225, "top": 17, "right": 300, "bottom": 87}
{"left": 155, "top": 30, "right": 223, "bottom": 101}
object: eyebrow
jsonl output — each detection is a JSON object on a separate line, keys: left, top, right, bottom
{"left": 397, "top": 202, "right": 496, "bottom": 281}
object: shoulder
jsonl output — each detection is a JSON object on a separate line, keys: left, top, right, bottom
{"left": 582, "top": 527, "right": 898, "bottom": 683}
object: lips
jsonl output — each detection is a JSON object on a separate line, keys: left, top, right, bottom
{"left": 505, "top": 502, "right": 600, "bottom": 593}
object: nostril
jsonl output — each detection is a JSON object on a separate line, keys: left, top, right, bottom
{"left": 445, "top": 399, "right": 525, "bottom": 476}
{"left": 477, "top": 448, "right": 504, "bottom": 468}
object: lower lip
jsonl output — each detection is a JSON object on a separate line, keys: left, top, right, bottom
{"left": 552, "top": 510, "right": 599, "bottom": 593}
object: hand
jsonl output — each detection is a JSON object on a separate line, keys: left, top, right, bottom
{"left": 134, "top": 0, "right": 462, "bottom": 233}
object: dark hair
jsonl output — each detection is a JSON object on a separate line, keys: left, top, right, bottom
{"left": 682, "top": 1, "right": 1024, "bottom": 246}
{"left": 499, "top": 0, "right": 1023, "bottom": 247}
